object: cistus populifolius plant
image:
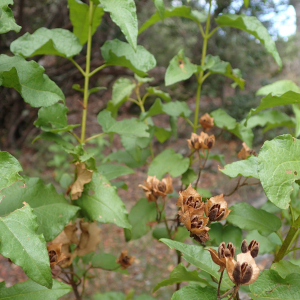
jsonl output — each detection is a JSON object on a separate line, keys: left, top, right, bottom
{"left": 2, "top": 0, "right": 300, "bottom": 299}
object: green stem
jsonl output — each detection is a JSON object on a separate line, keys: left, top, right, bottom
{"left": 193, "top": 0, "right": 212, "bottom": 132}
{"left": 135, "top": 86, "right": 154, "bottom": 159}
{"left": 85, "top": 132, "right": 105, "bottom": 143}
{"left": 80, "top": 1, "right": 94, "bottom": 143}
{"left": 69, "top": 58, "right": 86, "bottom": 77}
{"left": 207, "top": 26, "right": 221, "bottom": 39}
{"left": 183, "top": 116, "right": 195, "bottom": 128}
{"left": 89, "top": 64, "right": 107, "bottom": 77}
{"left": 68, "top": 131, "right": 81, "bottom": 143}
{"left": 273, "top": 214, "right": 300, "bottom": 262}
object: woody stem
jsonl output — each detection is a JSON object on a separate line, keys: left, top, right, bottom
{"left": 195, "top": 150, "right": 210, "bottom": 189}
{"left": 227, "top": 286, "right": 239, "bottom": 300}
{"left": 219, "top": 286, "right": 235, "bottom": 299}
{"left": 217, "top": 270, "right": 224, "bottom": 297}
{"left": 69, "top": 264, "right": 82, "bottom": 300}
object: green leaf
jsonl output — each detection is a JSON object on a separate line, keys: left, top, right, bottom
{"left": 101, "top": 0, "right": 137, "bottom": 51}
{"left": 256, "top": 80, "right": 300, "bottom": 96}
{"left": 74, "top": 172, "right": 131, "bottom": 229}
{"left": 98, "top": 164, "right": 134, "bottom": 181}
{"left": 215, "top": 14, "right": 282, "bottom": 68}
{"left": 140, "top": 99, "right": 191, "bottom": 120}
{"left": 202, "top": 55, "right": 245, "bottom": 89}
{"left": 226, "top": 202, "right": 281, "bottom": 236}
{"left": 34, "top": 103, "right": 80, "bottom": 133}
{"left": 152, "top": 227, "right": 189, "bottom": 243}
{"left": 125, "top": 198, "right": 157, "bottom": 241}
{"left": 0, "top": 151, "right": 23, "bottom": 191}
{"left": 246, "top": 91, "right": 300, "bottom": 121}
{"left": 146, "top": 86, "right": 171, "bottom": 102}
{"left": 10, "top": 28, "right": 82, "bottom": 58}
{"left": 220, "top": 155, "right": 259, "bottom": 179}
{"left": 68, "top": 0, "right": 104, "bottom": 45}
{"left": 293, "top": 104, "right": 300, "bottom": 138}
{"left": 257, "top": 134, "right": 300, "bottom": 209}
{"left": 0, "top": 0, "right": 21, "bottom": 33}
{"left": 112, "top": 77, "right": 135, "bottom": 106}
{"left": 153, "top": 0, "right": 165, "bottom": 20}
{"left": 244, "top": 0, "right": 249, "bottom": 8}
{"left": 154, "top": 126, "right": 172, "bottom": 143}
{"left": 204, "top": 153, "right": 226, "bottom": 166}
{"left": 89, "top": 86, "right": 106, "bottom": 95}
{"left": 245, "top": 231, "right": 280, "bottom": 254}
{"left": 134, "top": 295, "right": 155, "bottom": 300}
{"left": 271, "top": 260, "right": 300, "bottom": 279}
{"left": 101, "top": 39, "right": 156, "bottom": 77}
{"left": 246, "top": 110, "right": 295, "bottom": 131}
{"left": 153, "top": 263, "right": 206, "bottom": 292}
{"left": 163, "top": 101, "right": 191, "bottom": 118}
{"left": 94, "top": 292, "right": 126, "bottom": 300}
{"left": 260, "top": 200, "right": 282, "bottom": 214}
{"left": 97, "top": 110, "right": 149, "bottom": 138}
{"left": 181, "top": 168, "right": 197, "bottom": 186}
{"left": 0, "top": 204, "right": 52, "bottom": 288}
{"left": 211, "top": 109, "right": 253, "bottom": 147}
{"left": 171, "top": 285, "right": 216, "bottom": 300}
{"left": 148, "top": 148, "right": 189, "bottom": 180}
{"left": 250, "top": 269, "right": 300, "bottom": 299}
{"left": 0, "top": 279, "right": 71, "bottom": 299}
{"left": 0, "top": 55, "right": 65, "bottom": 107}
{"left": 139, "top": 6, "right": 207, "bottom": 34}
{"left": 91, "top": 253, "right": 120, "bottom": 270}
{"left": 105, "top": 149, "right": 151, "bottom": 168}
{"left": 33, "top": 132, "right": 74, "bottom": 151}
{"left": 209, "top": 224, "right": 243, "bottom": 247}
{"left": 165, "top": 49, "right": 197, "bottom": 86}
{"left": 160, "top": 239, "right": 232, "bottom": 288}
{"left": 196, "top": 188, "right": 212, "bottom": 199}
{"left": 0, "top": 177, "right": 79, "bottom": 242}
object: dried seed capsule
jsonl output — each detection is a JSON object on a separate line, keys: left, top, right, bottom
{"left": 241, "top": 239, "right": 248, "bottom": 253}
{"left": 248, "top": 240, "right": 259, "bottom": 258}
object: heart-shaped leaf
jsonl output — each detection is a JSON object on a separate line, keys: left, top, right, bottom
{"left": 0, "top": 55, "right": 64, "bottom": 107}
{"left": 101, "top": 39, "right": 156, "bottom": 77}
{"left": 215, "top": 14, "right": 282, "bottom": 68}
{"left": 0, "top": 177, "right": 80, "bottom": 242}
{"left": 0, "top": 204, "right": 52, "bottom": 288}
{"left": 101, "top": 0, "right": 138, "bottom": 51}
{"left": 74, "top": 172, "right": 131, "bottom": 229}
{"left": 0, "top": 151, "right": 23, "bottom": 192}
{"left": 68, "top": 0, "right": 104, "bottom": 45}
{"left": 0, "top": 0, "right": 21, "bottom": 34}
{"left": 258, "top": 134, "right": 300, "bottom": 209}
{"left": 10, "top": 27, "right": 82, "bottom": 58}
{"left": 0, "top": 279, "right": 71, "bottom": 299}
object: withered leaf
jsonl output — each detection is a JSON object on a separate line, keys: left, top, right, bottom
{"left": 77, "top": 220, "right": 101, "bottom": 257}
{"left": 70, "top": 162, "right": 93, "bottom": 200}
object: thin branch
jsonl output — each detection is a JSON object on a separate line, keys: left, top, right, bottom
{"left": 68, "top": 131, "right": 81, "bottom": 143}
{"left": 88, "top": 64, "right": 107, "bottom": 77}
{"left": 217, "top": 270, "right": 224, "bottom": 297}
{"left": 195, "top": 150, "right": 210, "bottom": 188}
{"left": 207, "top": 26, "right": 221, "bottom": 39}
{"left": 218, "top": 286, "right": 235, "bottom": 300}
{"left": 201, "top": 71, "right": 211, "bottom": 84}
{"left": 198, "top": 23, "right": 205, "bottom": 38}
{"left": 84, "top": 132, "right": 105, "bottom": 143}
{"left": 183, "top": 116, "right": 195, "bottom": 128}
{"left": 128, "top": 97, "right": 140, "bottom": 106}
{"left": 69, "top": 58, "right": 86, "bottom": 77}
